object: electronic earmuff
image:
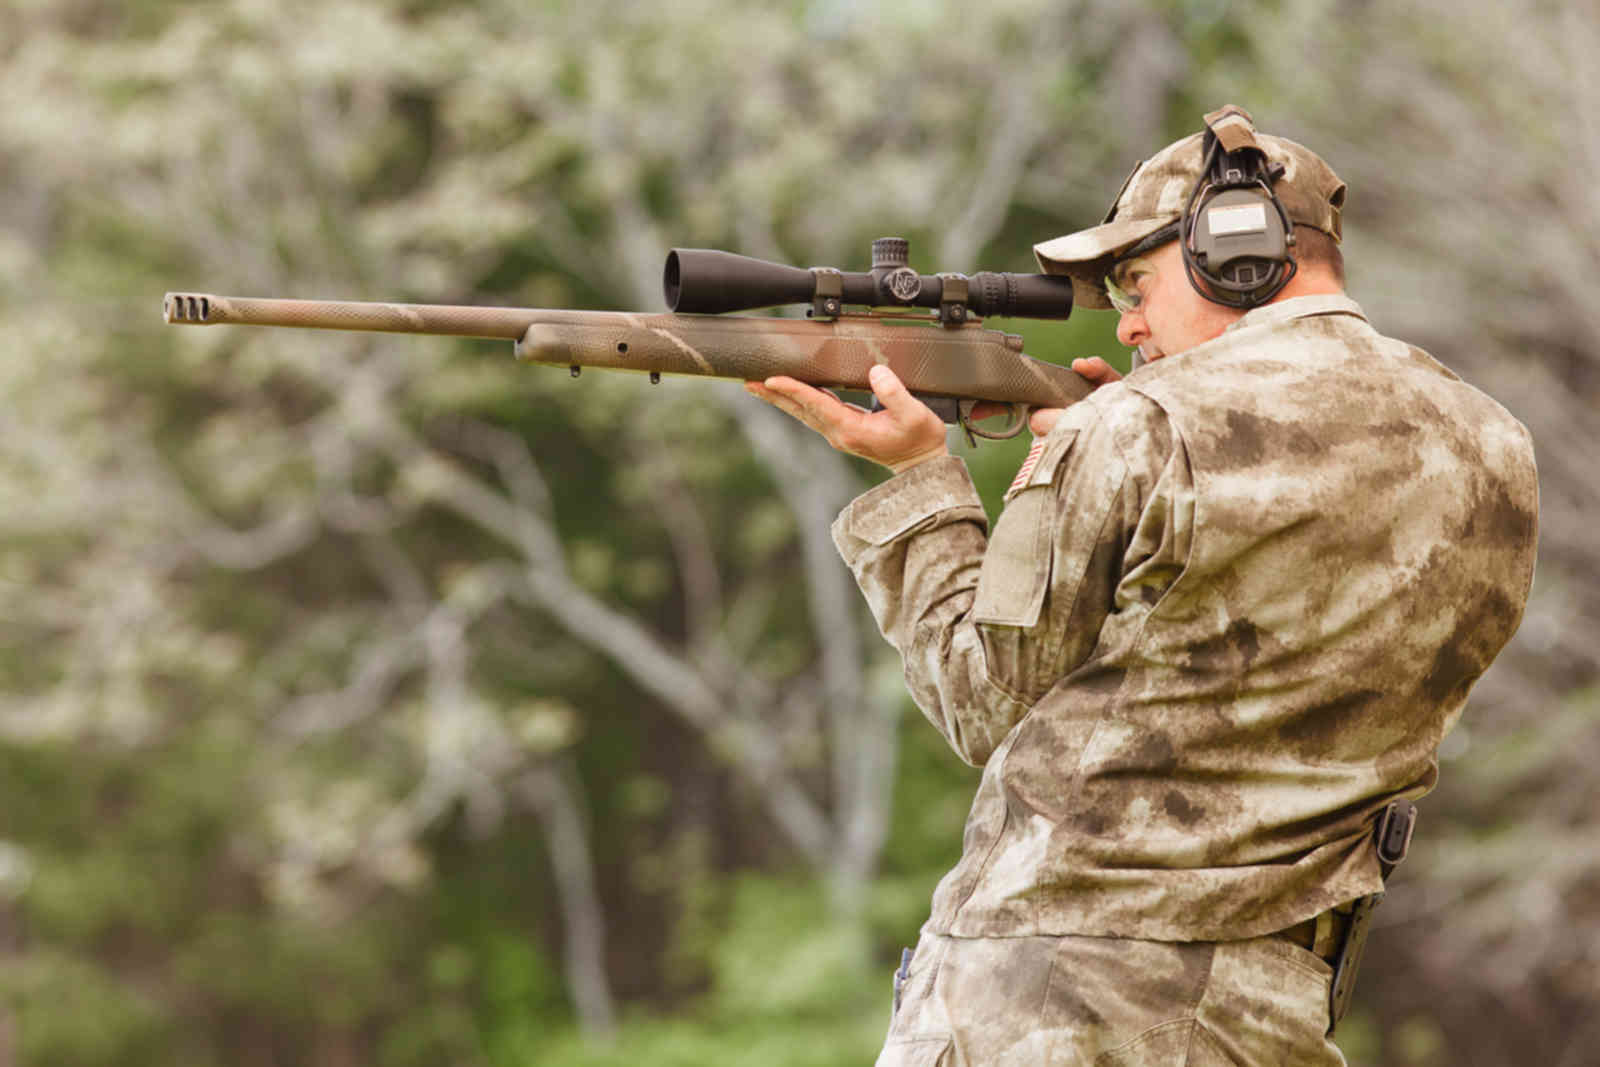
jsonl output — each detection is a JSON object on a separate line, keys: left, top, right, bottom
{"left": 1180, "top": 108, "right": 1297, "bottom": 309}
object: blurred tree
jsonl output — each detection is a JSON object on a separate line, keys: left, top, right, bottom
{"left": 0, "top": 0, "right": 1121, "bottom": 1061}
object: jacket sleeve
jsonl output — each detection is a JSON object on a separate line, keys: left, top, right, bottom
{"left": 832, "top": 400, "right": 1135, "bottom": 766}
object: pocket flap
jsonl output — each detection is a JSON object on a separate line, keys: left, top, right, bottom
{"left": 972, "top": 430, "right": 1076, "bottom": 628}
{"left": 874, "top": 1036, "right": 952, "bottom": 1067}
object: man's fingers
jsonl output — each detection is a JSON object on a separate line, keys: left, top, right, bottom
{"left": 748, "top": 375, "right": 822, "bottom": 407}
{"left": 1072, "top": 357, "right": 1123, "bottom": 386}
{"left": 744, "top": 380, "right": 819, "bottom": 435}
{"left": 747, "top": 376, "right": 880, "bottom": 451}
{"left": 748, "top": 376, "right": 844, "bottom": 426}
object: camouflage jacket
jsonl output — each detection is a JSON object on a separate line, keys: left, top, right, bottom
{"left": 832, "top": 295, "right": 1539, "bottom": 942}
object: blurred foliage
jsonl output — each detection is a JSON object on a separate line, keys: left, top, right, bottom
{"left": 3, "top": 1, "right": 1598, "bottom": 1065}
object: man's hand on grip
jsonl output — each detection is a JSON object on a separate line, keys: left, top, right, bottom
{"left": 1028, "top": 357, "right": 1123, "bottom": 436}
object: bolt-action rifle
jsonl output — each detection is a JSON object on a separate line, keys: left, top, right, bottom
{"left": 164, "top": 237, "right": 1092, "bottom": 440}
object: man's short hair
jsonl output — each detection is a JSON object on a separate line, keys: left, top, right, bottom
{"left": 1293, "top": 224, "right": 1345, "bottom": 286}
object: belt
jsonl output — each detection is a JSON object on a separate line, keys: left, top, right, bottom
{"left": 1278, "top": 908, "right": 1351, "bottom": 962}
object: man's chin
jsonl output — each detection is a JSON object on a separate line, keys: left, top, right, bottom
{"left": 1130, "top": 347, "right": 1163, "bottom": 370}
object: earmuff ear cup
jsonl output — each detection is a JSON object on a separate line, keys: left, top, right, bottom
{"left": 1188, "top": 187, "right": 1292, "bottom": 297}
{"left": 1181, "top": 135, "right": 1298, "bottom": 309}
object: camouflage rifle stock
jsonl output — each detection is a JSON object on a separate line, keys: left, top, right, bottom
{"left": 164, "top": 238, "right": 1093, "bottom": 439}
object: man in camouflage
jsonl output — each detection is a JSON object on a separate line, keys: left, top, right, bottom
{"left": 745, "top": 108, "right": 1538, "bottom": 1065}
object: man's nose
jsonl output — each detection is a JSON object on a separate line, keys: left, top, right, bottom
{"left": 1116, "top": 311, "right": 1148, "bottom": 349}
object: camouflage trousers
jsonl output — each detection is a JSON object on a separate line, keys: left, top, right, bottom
{"left": 875, "top": 931, "right": 1347, "bottom": 1066}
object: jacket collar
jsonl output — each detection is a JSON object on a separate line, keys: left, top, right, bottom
{"left": 1223, "top": 293, "right": 1368, "bottom": 335}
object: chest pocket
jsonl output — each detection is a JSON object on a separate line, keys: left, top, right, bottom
{"left": 971, "top": 429, "right": 1076, "bottom": 629}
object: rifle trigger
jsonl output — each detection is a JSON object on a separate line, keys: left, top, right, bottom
{"left": 959, "top": 400, "right": 1029, "bottom": 442}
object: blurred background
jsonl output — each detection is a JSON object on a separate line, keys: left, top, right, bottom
{"left": 2, "top": 1, "right": 1596, "bottom": 1064}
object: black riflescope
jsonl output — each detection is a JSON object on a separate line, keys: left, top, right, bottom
{"left": 663, "top": 237, "right": 1074, "bottom": 320}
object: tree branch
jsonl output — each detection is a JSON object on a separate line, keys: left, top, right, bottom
{"left": 517, "top": 761, "right": 618, "bottom": 1040}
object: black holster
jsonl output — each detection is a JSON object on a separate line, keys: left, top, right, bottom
{"left": 1327, "top": 798, "right": 1417, "bottom": 1034}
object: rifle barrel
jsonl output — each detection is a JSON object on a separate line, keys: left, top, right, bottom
{"left": 163, "top": 293, "right": 539, "bottom": 340}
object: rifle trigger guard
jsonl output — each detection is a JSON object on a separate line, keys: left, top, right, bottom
{"left": 958, "top": 400, "right": 1029, "bottom": 441}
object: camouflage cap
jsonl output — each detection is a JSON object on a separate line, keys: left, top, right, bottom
{"left": 1034, "top": 108, "right": 1347, "bottom": 310}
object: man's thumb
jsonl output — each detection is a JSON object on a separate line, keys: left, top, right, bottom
{"left": 868, "top": 364, "right": 912, "bottom": 412}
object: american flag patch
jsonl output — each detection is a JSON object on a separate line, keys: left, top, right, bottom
{"left": 1007, "top": 437, "right": 1047, "bottom": 496}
